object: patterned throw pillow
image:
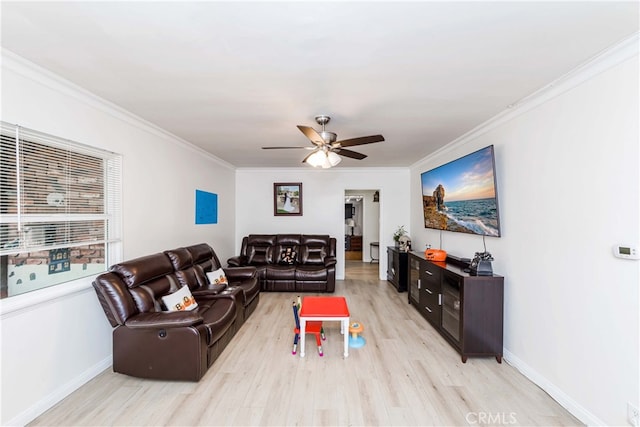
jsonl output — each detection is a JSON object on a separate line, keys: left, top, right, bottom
{"left": 161, "top": 286, "right": 198, "bottom": 312}
{"left": 206, "top": 268, "right": 228, "bottom": 285}
{"left": 279, "top": 246, "right": 297, "bottom": 265}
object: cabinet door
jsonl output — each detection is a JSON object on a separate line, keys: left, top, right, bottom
{"left": 420, "top": 262, "right": 441, "bottom": 326}
{"left": 460, "top": 276, "right": 504, "bottom": 360}
{"left": 408, "top": 257, "right": 420, "bottom": 305}
{"left": 441, "top": 270, "right": 462, "bottom": 344}
{"left": 393, "top": 251, "right": 400, "bottom": 281}
{"left": 387, "top": 248, "right": 397, "bottom": 284}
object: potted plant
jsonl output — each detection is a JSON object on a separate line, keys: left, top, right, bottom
{"left": 393, "top": 225, "right": 407, "bottom": 247}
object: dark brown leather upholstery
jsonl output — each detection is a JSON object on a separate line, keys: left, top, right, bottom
{"left": 227, "top": 234, "right": 336, "bottom": 292}
{"left": 92, "top": 243, "right": 259, "bottom": 381}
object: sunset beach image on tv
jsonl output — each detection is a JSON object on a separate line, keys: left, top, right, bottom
{"left": 421, "top": 145, "right": 501, "bottom": 237}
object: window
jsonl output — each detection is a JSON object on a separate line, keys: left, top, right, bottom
{"left": 0, "top": 122, "right": 122, "bottom": 299}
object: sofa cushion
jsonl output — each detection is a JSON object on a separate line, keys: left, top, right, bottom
{"left": 129, "top": 274, "right": 180, "bottom": 313}
{"left": 295, "top": 265, "right": 328, "bottom": 281}
{"left": 165, "top": 247, "right": 202, "bottom": 291}
{"left": 162, "top": 285, "right": 199, "bottom": 312}
{"left": 267, "top": 264, "right": 296, "bottom": 281}
{"left": 276, "top": 234, "right": 302, "bottom": 246}
{"left": 301, "top": 235, "right": 330, "bottom": 246}
{"left": 247, "top": 245, "right": 273, "bottom": 265}
{"left": 245, "top": 235, "right": 277, "bottom": 265}
{"left": 110, "top": 253, "right": 175, "bottom": 288}
{"left": 187, "top": 243, "right": 224, "bottom": 271}
{"left": 164, "top": 247, "right": 193, "bottom": 270}
{"left": 299, "top": 245, "right": 327, "bottom": 265}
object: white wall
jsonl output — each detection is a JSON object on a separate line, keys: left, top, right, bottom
{"left": 0, "top": 51, "right": 238, "bottom": 426}
{"left": 235, "top": 168, "right": 408, "bottom": 280}
{"left": 409, "top": 43, "right": 639, "bottom": 425}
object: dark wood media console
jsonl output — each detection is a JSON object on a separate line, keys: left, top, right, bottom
{"left": 386, "top": 246, "right": 408, "bottom": 292}
{"left": 408, "top": 251, "right": 504, "bottom": 363}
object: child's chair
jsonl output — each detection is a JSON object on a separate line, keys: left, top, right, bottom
{"left": 292, "top": 301, "right": 325, "bottom": 356}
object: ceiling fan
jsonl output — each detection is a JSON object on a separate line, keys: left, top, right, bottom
{"left": 262, "top": 115, "right": 384, "bottom": 168}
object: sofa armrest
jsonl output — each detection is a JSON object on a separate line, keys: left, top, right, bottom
{"left": 124, "top": 311, "right": 203, "bottom": 329}
{"left": 324, "top": 256, "right": 337, "bottom": 268}
{"left": 192, "top": 284, "right": 227, "bottom": 296}
{"left": 227, "top": 255, "right": 247, "bottom": 267}
{"left": 224, "top": 266, "right": 257, "bottom": 281}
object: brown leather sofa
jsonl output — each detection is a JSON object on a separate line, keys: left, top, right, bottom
{"left": 92, "top": 243, "right": 259, "bottom": 381}
{"left": 227, "top": 234, "right": 336, "bottom": 292}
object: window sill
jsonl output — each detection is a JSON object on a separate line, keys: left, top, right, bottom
{"left": 0, "top": 273, "right": 103, "bottom": 318}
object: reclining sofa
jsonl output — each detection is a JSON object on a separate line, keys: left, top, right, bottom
{"left": 227, "top": 234, "right": 336, "bottom": 292}
{"left": 92, "top": 243, "right": 259, "bottom": 381}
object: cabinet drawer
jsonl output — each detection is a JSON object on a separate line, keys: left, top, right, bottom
{"left": 420, "top": 289, "right": 441, "bottom": 326}
{"left": 421, "top": 284, "right": 439, "bottom": 302}
{"left": 421, "top": 264, "right": 441, "bottom": 292}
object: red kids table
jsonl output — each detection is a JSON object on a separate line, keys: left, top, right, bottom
{"left": 299, "top": 296, "right": 350, "bottom": 358}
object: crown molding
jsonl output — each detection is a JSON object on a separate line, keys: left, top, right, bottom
{"left": 411, "top": 32, "right": 640, "bottom": 169}
{"left": 1, "top": 48, "right": 235, "bottom": 171}
{"left": 235, "top": 166, "right": 409, "bottom": 173}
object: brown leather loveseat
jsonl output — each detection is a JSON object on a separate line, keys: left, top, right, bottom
{"left": 92, "top": 243, "right": 259, "bottom": 381}
{"left": 227, "top": 234, "right": 336, "bottom": 292}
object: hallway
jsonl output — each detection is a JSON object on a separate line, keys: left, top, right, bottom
{"left": 344, "top": 260, "right": 380, "bottom": 281}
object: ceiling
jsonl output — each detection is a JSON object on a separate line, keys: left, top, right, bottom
{"left": 1, "top": 1, "right": 638, "bottom": 168}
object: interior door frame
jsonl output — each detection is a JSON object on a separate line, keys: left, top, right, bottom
{"left": 344, "top": 189, "right": 381, "bottom": 269}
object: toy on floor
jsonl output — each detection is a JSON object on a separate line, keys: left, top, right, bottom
{"left": 348, "top": 321, "right": 366, "bottom": 348}
{"left": 292, "top": 300, "right": 326, "bottom": 356}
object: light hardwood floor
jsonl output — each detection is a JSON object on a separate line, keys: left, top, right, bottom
{"left": 30, "top": 261, "right": 582, "bottom": 426}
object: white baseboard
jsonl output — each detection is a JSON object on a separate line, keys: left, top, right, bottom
{"left": 5, "top": 356, "right": 112, "bottom": 427}
{"left": 503, "top": 349, "right": 605, "bottom": 426}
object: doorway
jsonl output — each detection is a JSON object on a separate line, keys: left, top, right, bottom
{"left": 344, "top": 189, "right": 380, "bottom": 268}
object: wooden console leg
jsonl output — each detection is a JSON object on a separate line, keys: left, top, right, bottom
{"left": 461, "top": 355, "right": 467, "bottom": 363}
{"left": 496, "top": 356, "right": 502, "bottom": 364}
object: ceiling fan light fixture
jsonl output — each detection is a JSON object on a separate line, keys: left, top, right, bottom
{"left": 327, "top": 150, "right": 342, "bottom": 166}
{"left": 305, "top": 150, "right": 326, "bottom": 167}
{"left": 319, "top": 151, "right": 333, "bottom": 169}
{"left": 304, "top": 148, "right": 341, "bottom": 168}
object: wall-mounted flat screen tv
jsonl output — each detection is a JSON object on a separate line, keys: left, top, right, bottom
{"left": 421, "top": 145, "right": 501, "bottom": 237}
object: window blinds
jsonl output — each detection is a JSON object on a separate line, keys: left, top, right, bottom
{"left": 0, "top": 122, "right": 122, "bottom": 256}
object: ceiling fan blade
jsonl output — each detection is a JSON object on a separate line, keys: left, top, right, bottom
{"left": 297, "top": 125, "right": 325, "bottom": 146}
{"left": 334, "top": 135, "right": 384, "bottom": 148}
{"left": 262, "top": 146, "right": 313, "bottom": 150}
{"left": 335, "top": 148, "right": 367, "bottom": 160}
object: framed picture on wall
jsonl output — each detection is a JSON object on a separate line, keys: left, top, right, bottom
{"left": 274, "top": 183, "right": 302, "bottom": 216}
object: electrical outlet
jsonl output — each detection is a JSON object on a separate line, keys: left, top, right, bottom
{"left": 628, "top": 402, "right": 639, "bottom": 427}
